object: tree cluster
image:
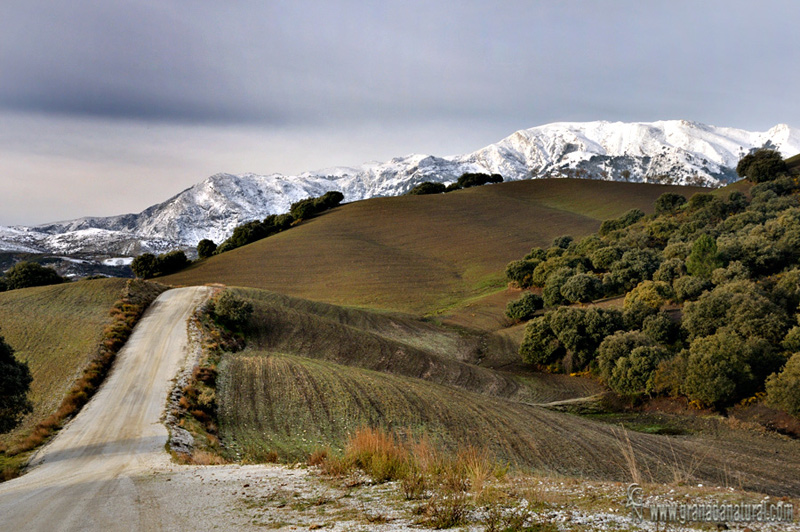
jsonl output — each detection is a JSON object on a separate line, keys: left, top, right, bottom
{"left": 131, "top": 250, "right": 190, "bottom": 279}
{"left": 507, "top": 149, "right": 800, "bottom": 412}
{"left": 0, "top": 261, "right": 65, "bottom": 292}
{"left": 0, "top": 332, "right": 32, "bottom": 433}
{"left": 212, "top": 191, "right": 344, "bottom": 255}
{"left": 405, "top": 173, "right": 503, "bottom": 196}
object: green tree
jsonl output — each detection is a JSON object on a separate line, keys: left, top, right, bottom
{"left": 560, "top": 273, "right": 602, "bottom": 303}
{"left": 197, "top": 239, "right": 217, "bottom": 259}
{"left": 131, "top": 253, "right": 158, "bottom": 279}
{"left": 683, "top": 328, "right": 755, "bottom": 407}
{"left": 519, "top": 314, "right": 563, "bottom": 366}
{"left": 4, "top": 262, "right": 64, "bottom": 290}
{"left": 505, "top": 292, "right": 543, "bottom": 321}
{"left": 766, "top": 353, "right": 800, "bottom": 417}
{"left": 654, "top": 193, "right": 687, "bottom": 215}
{"left": 407, "top": 182, "right": 446, "bottom": 195}
{"left": 157, "top": 250, "right": 190, "bottom": 276}
{"left": 0, "top": 332, "right": 32, "bottom": 433}
{"left": 685, "top": 234, "right": 721, "bottom": 279}
{"left": 736, "top": 149, "right": 788, "bottom": 183}
{"left": 607, "top": 345, "right": 670, "bottom": 395}
{"left": 597, "top": 331, "right": 654, "bottom": 382}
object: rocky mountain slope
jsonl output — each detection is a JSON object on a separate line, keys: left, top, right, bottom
{"left": 3, "top": 120, "right": 798, "bottom": 255}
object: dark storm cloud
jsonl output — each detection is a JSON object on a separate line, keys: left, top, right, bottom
{"left": 2, "top": 0, "right": 800, "bottom": 129}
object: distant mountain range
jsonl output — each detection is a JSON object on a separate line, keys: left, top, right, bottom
{"left": 2, "top": 120, "right": 799, "bottom": 256}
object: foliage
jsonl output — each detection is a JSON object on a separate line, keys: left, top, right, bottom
{"left": 736, "top": 149, "right": 788, "bottom": 183}
{"left": 599, "top": 209, "right": 644, "bottom": 236}
{"left": 623, "top": 280, "right": 673, "bottom": 311}
{"left": 683, "top": 329, "right": 757, "bottom": 407}
{"left": 685, "top": 234, "right": 721, "bottom": 279}
{"left": 0, "top": 333, "right": 32, "bottom": 433}
{"left": 197, "top": 239, "right": 218, "bottom": 259}
{"left": 504, "top": 259, "right": 541, "bottom": 288}
{"left": 3, "top": 262, "right": 64, "bottom": 290}
{"left": 209, "top": 290, "right": 253, "bottom": 331}
{"left": 607, "top": 345, "right": 669, "bottom": 395}
{"left": 407, "top": 182, "right": 446, "bottom": 195}
{"left": 131, "top": 250, "right": 190, "bottom": 279}
{"left": 654, "top": 192, "right": 687, "bottom": 215}
{"left": 290, "top": 190, "right": 345, "bottom": 220}
{"left": 560, "top": 272, "right": 602, "bottom": 303}
{"left": 448, "top": 172, "right": 503, "bottom": 191}
{"left": 766, "top": 353, "right": 800, "bottom": 417}
{"left": 505, "top": 292, "right": 543, "bottom": 321}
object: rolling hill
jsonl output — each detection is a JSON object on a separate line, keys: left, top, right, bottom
{"left": 165, "top": 178, "right": 706, "bottom": 315}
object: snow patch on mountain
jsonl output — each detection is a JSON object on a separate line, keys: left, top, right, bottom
{"left": 3, "top": 120, "right": 799, "bottom": 255}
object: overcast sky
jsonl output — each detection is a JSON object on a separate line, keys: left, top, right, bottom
{"left": 2, "top": 0, "right": 799, "bottom": 225}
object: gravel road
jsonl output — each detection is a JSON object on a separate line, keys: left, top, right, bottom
{"left": 0, "top": 286, "right": 210, "bottom": 532}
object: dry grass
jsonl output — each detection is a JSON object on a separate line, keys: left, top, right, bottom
{"left": 165, "top": 179, "right": 705, "bottom": 315}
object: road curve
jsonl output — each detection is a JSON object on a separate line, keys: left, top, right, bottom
{"left": 0, "top": 286, "right": 210, "bottom": 532}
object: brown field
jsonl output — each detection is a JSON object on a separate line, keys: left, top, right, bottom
{"left": 165, "top": 179, "right": 706, "bottom": 315}
{"left": 218, "top": 350, "right": 800, "bottom": 496}
{"left": 0, "top": 279, "right": 126, "bottom": 444}
{"left": 232, "top": 287, "right": 599, "bottom": 404}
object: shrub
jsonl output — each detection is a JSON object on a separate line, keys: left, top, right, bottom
{"left": 766, "top": 353, "right": 800, "bottom": 417}
{"left": 0, "top": 332, "right": 32, "bottom": 433}
{"left": 654, "top": 192, "right": 687, "bottom": 215}
{"left": 599, "top": 209, "right": 645, "bottom": 236}
{"left": 131, "top": 251, "right": 189, "bottom": 278}
{"left": 4, "top": 261, "right": 64, "bottom": 290}
{"left": 652, "top": 258, "right": 686, "bottom": 283}
{"left": 407, "top": 182, "right": 446, "bottom": 195}
{"left": 131, "top": 253, "right": 158, "bottom": 279}
{"left": 542, "top": 267, "right": 574, "bottom": 307}
{"left": 552, "top": 235, "right": 574, "bottom": 249}
{"left": 547, "top": 306, "right": 624, "bottom": 371}
{"left": 197, "top": 239, "right": 217, "bottom": 259}
{"left": 209, "top": 291, "right": 253, "bottom": 331}
{"left": 505, "top": 292, "right": 543, "bottom": 321}
{"left": 683, "top": 329, "right": 756, "bottom": 407}
{"left": 589, "top": 246, "right": 622, "bottom": 271}
{"left": 452, "top": 172, "right": 503, "bottom": 190}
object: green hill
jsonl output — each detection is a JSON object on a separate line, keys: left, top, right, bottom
{"left": 165, "top": 179, "right": 706, "bottom": 315}
{"left": 0, "top": 279, "right": 126, "bottom": 446}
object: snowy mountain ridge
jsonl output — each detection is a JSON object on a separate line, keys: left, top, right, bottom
{"left": 2, "top": 120, "right": 799, "bottom": 255}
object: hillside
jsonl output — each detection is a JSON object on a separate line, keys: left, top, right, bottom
{"left": 0, "top": 279, "right": 126, "bottom": 446}
{"left": 1, "top": 120, "right": 797, "bottom": 255}
{"left": 210, "top": 287, "right": 800, "bottom": 496}
{"left": 166, "top": 179, "right": 706, "bottom": 315}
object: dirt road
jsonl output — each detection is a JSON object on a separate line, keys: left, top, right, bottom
{"left": 0, "top": 286, "right": 210, "bottom": 532}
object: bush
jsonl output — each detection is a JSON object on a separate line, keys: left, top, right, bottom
{"left": 131, "top": 253, "right": 158, "bottom": 279}
{"left": 552, "top": 235, "right": 574, "bottom": 249}
{"left": 542, "top": 267, "right": 574, "bottom": 307}
{"left": 197, "top": 239, "right": 217, "bottom": 259}
{"left": 736, "top": 149, "right": 788, "bottom": 183}
{"left": 547, "top": 306, "right": 623, "bottom": 371}
{"left": 505, "top": 292, "right": 543, "bottom": 321}
{"left": 0, "top": 332, "right": 32, "bottom": 433}
{"left": 599, "top": 209, "right": 645, "bottom": 236}
{"left": 642, "top": 312, "right": 681, "bottom": 345}
{"left": 209, "top": 291, "right": 253, "bottom": 331}
{"left": 452, "top": 172, "right": 503, "bottom": 190}
{"left": 766, "top": 353, "right": 800, "bottom": 417}
{"left": 407, "top": 182, "right": 446, "bottom": 195}
{"left": 560, "top": 273, "right": 602, "bottom": 303}
{"left": 652, "top": 258, "right": 686, "bottom": 284}
{"left": 654, "top": 192, "right": 687, "bottom": 215}
{"left": 132, "top": 250, "right": 190, "bottom": 278}
{"left": 4, "top": 261, "right": 64, "bottom": 290}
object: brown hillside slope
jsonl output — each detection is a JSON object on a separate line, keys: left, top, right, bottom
{"left": 166, "top": 179, "right": 705, "bottom": 314}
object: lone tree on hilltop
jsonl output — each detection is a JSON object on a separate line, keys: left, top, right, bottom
{"left": 0, "top": 332, "right": 32, "bottom": 433}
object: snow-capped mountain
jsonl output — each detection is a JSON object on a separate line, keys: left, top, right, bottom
{"left": 2, "top": 120, "right": 799, "bottom": 255}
